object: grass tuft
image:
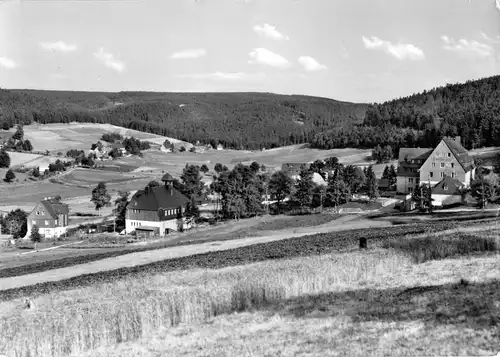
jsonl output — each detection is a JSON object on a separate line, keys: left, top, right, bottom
{"left": 384, "top": 233, "right": 498, "bottom": 263}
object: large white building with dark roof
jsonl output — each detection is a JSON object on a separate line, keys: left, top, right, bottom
{"left": 125, "top": 173, "right": 191, "bottom": 237}
{"left": 396, "top": 136, "right": 475, "bottom": 194}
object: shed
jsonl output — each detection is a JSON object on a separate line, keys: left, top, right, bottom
{"left": 135, "top": 226, "right": 159, "bottom": 239}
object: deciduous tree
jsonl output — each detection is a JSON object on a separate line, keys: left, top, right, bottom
{"left": 4, "top": 169, "right": 15, "bottom": 182}
{"left": 268, "top": 170, "right": 294, "bottom": 213}
{"left": 91, "top": 181, "right": 111, "bottom": 216}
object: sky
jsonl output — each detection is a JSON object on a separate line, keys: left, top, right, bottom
{"left": 0, "top": 0, "right": 499, "bottom": 103}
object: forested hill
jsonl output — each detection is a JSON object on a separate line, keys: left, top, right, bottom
{"left": 311, "top": 75, "right": 500, "bottom": 151}
{"left": 0, "top": 89, "right": 367, "bottom": 150}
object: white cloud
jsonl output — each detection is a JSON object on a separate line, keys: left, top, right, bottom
{"left": 298, "top": 56, "right": 327, "bottom": 71}
{"left": 441, "top": 35, "right": 494, "bottom": 59}
{"left": 480, "top": 31, "right": 500, "bottom": 43}
{"left": 248, "top": 48, "right": 291, "bottom": 69}
{"left": 40, "top": 41, "right": 77, "bottom": 53}
{"left": 93, "top": 48, "right": 125, "bottom": 72}
{"left": 362, "top": 36, "right": 425, "bottom": 61}
{"left": 0, "top": 56, "right": 17, "bottom": 69}
{"left": 253, "top": 24, "right": 289, "bottom": 41}
{"left": 496, "top": 0, "right": 500, "bottom": 11}
{"left": 177, "top": 71, "right": 266, "bottom": 81}
{"left": 170, "top": 48, "right": 206, "bottom": 59}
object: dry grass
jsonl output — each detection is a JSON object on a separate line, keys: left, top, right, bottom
{"left": 1, "top": 235, "right": 500, "bottom": 357}
{"left": 0, "top": 250, "right": 410, "bottom": 357}
{"left": 385, "top": 232, "right": 499, "bottom": 263}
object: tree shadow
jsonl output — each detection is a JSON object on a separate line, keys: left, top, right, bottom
{"left": 257, "top": 279, "right": 500, "bottom": 329}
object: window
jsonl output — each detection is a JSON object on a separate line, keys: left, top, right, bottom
{"left": 32, "top": 220, "right": 36, "bottom": 225}
{"left": 451, "top": 163, "right": 454, "bottom": 168}
{"left": 448, "top": 153, "right": 451, "bottom": 157}
{"left": 429, "top": 172, "right": 434, "bottom": 178}
{"left": 444, "top": 185, "right": 448, "bottom": 191}
{"left": 451, "top": 172, "right": 456, "bottom": 178}
{"left": 45, "top": 220, "right": 49, "bottom": 226}
{"left": 408, "top": 187, "right": 413, "bottom": 193}
{"left": 440, "top": 162, "right": 445, "bottom": 168}
{"left": 432, "top": 162, "right": 436, "bottom": 168}
{"left": 409, "top": 178, "right": 414, "bottom": 184}
{"left": 440, "top": 172, "right": 444, "bottom": 177}
{"left": 411, "top": 160, "right": 414, "bottom": 164}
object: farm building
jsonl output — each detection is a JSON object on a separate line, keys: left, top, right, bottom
{"left": 430, "top": 175, "right": 465, "bottom": 207}
{"left": 125, "top": 173, "right": 192, "bottom": 237}
{"left": 27, "top": 197, "right": 69, "bottom": 239}
{"left": 396, "top": 136, "right": 475, "bottom": 194}
{"left": 281, "top": 162, "right": 311, "bottom": 177}
{"left": 216, "top": 143, "right": 224, "bottom": 151}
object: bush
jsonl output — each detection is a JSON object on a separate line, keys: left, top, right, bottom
{"left": 0, "top": 149, "right": 10, "bottom": 168}
{"left": 4, "top": 169, "right": 15, "bottom": 182}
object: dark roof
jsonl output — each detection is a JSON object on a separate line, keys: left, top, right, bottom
{"left": 129, "top": 185, "right": 189, "bottom": 211}
{"left": 135, "top": 226, "right": 158, "bottom": 231}
{"left": 161, "top": 173, "right": 175, "bottom": 182}
{"left": 39, "top": 199, "right": 69, "bottom": 219}
{"left": 442, "top": 137, "right": 474, "bottom": 172}
{"left": 110, "top": 142, "right": 124, "bottom": 149}
{"left": 432, "top": 175, "right": 464, "bottom": 195}
{"left": 398, "top": 148, "right": 433, "bottom": 163}
{"left": 377, "top": 178, "right": 390, "bottom": 188}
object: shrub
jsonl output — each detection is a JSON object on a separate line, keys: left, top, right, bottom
{"left": 4, "top": 169, "right": 15, "bottom": 182}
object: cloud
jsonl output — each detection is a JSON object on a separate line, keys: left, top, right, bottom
{"left": 0, "top": 56, "right": 17, "bottom": 69}
{"left": 298, "top": 56, "right": 327, "bottom": 71}
{"left": 441, "top": 35, "right": 494, "bottom": 59}
{"left": 170, "top": 48, "right": 207, "bottom": 59}
{"left": 253, "top": 23, "right": 289, "bottom": 40}
{"left": 40, "top": 41, "right": 77, "bottom": 53}
{"left": 93, "top": 48, "right": 125, "bottom": 72}
{"left": 496, "top": 0, "right": 500, "bottom": 11}
{"left": 177, "top": 71, "right": 266, "bottom": 81}
{"left": 248, "top": 48, "right": 291, "bottom": 69}
{"left": 362, "top": 36, "right": 425, "bottom": 61}
{"left": 480, "top": 31, "right": 500, "bottom": 43}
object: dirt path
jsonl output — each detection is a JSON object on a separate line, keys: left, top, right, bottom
{"left": 0, "top": 214, "right": 391, "bottom": 291}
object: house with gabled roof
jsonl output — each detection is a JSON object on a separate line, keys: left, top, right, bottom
{"left": 27, "top": 197, "right": 70, "bottom": 238}
{"left": 125, "top": 173, "right": 191, "bottom": 237}
{"left": 430, "top": 175, "right": 465, "bottom": 207}
{"left": 396, "top": 136, "right": 475, "bottom": 194}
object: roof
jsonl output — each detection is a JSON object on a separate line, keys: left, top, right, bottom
{"left": 129, "top": 185, "right": 189, "bottom": 211}
{"left": 109, "top": 142, "right": 124, "bottom": 149}
{"left": 432, "top": 175, "right": 464, "bottom": 195}
{"left": 38, "top": 199, "right": 69, "bottom": 219}
{"left": 398, "top": 148, "right": 433, "bottom": 163}
{"left": 442, "top": 137, "right": 474, "bottom": 172}
{"left": 377, "top": 178, "right": 390, "bottom": 188}
{"left": 312, "top": 172, "right": 326, "bottom": 186}
{"left": 135, "top": 226, "right": 158, "bottom": 231}
{"left": 161, "top": 173, "right": 175, "bottom": 182}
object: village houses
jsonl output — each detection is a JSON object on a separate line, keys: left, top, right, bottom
{"left": 27, "top": 197, "right": 70, "bottom": 239}
{"left": 125, "top": 173, "right": 192, "bottom": 238}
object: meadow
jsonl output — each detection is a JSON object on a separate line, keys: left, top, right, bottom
{"left": 0, "top": 221, "right": 499, "bottom": 357}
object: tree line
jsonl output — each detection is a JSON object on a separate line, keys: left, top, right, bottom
{"left": 2, "top": 76, "right": 500, "bottom": 152}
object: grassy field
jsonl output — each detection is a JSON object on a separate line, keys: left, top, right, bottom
{"left": 0, "top": 222, "right": 499, "bottom": 357}
{"left": 21, "top": 123, "right": 192, "bottom": 154}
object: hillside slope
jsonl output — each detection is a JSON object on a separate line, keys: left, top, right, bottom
{"left": 0, "top": 89, "right": 367, "bottom": 150}
{"left": 311, "top": 75, "right": 500, "bottom": 151}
